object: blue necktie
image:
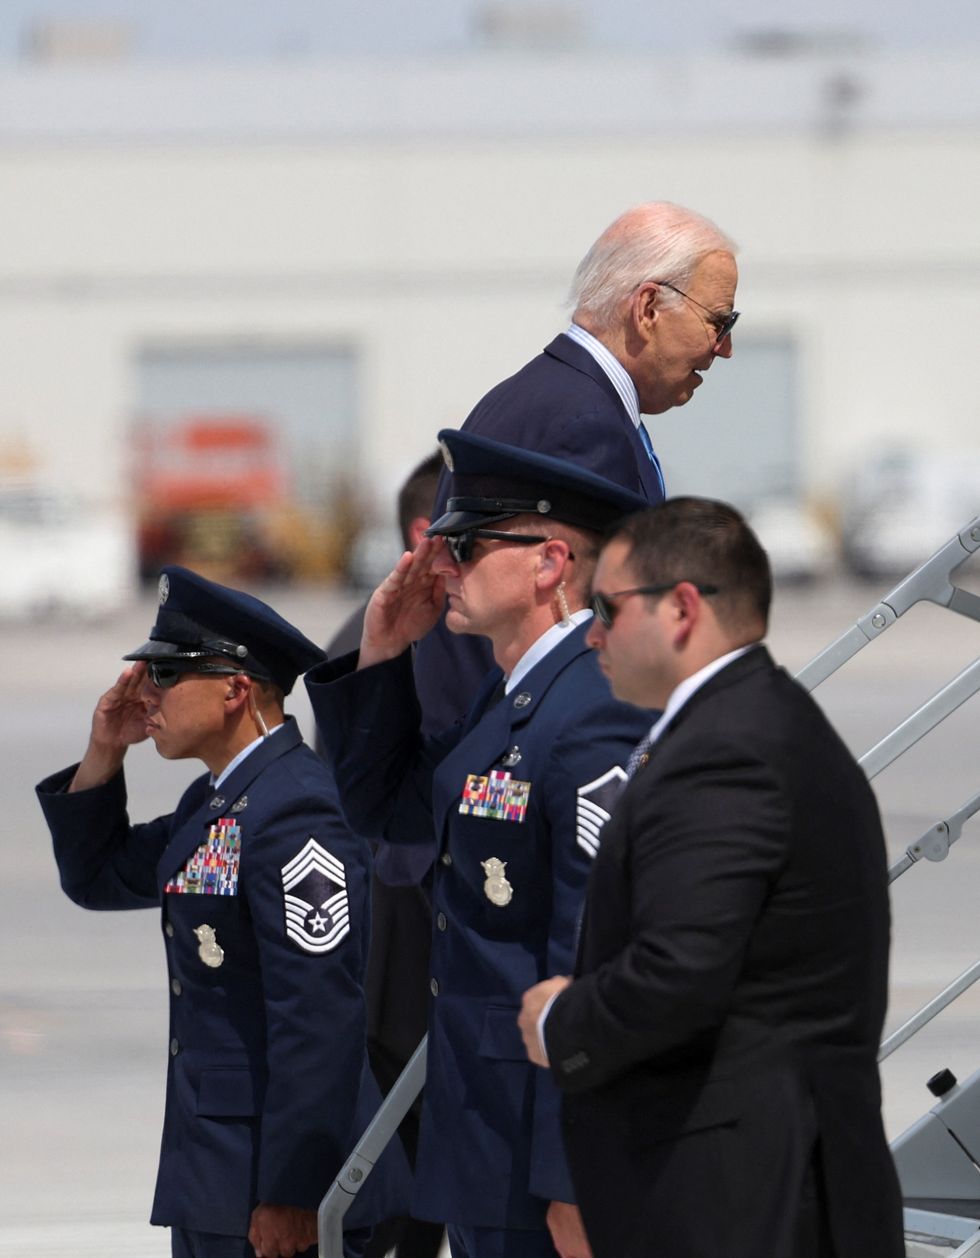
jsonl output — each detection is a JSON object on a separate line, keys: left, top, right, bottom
{"left": 637, "top": 423, "right": 666, "bottom": 498}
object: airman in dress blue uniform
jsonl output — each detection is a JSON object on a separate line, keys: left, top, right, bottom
{"left": 308, "top": 431, "right": 654, "bottom": 1258}
{"left": 36, "top": 567, "right": 406, "bottom": 1258}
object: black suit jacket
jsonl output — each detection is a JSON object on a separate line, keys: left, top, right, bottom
{"left": 415, "top": 333, "right": 666, "bottom": 738}
{"left": 545, "top": 646, "right": 904, "bottom": 1258}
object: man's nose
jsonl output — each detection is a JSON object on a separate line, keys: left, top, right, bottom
{"left": 713, "top": 330, "right": 734, "bottom": 360}
{"left": 585, "top": 616, "right": 604, "bottom": 649}
{"left": 430, "top": 542, "right": 458, "bottom": 576}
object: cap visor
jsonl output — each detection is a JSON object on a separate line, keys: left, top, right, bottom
{"left": 425, "top": 508, "right": 516, "bottom": 536}
{"left": 122, "top": 639, "right": 193, "bottom": 662}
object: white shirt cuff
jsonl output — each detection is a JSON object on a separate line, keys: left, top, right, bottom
{"left": 536, "top": 992, "right": 560, "bottom": 1064}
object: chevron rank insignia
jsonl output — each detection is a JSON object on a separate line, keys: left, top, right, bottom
{"left": 575, "top": 766, "right": 628, "bottom": 858}
{"left": 281, "top": 838, "right": 350, "bottom": 954}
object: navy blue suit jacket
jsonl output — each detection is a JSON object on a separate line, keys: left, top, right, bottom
{"left": 415, "top": 333, "right": 666, "bottom": 743}
{"left": 37, "top": 719, "right": 407, "bottom": 1238}
{"left": 449, "top": 333, "right": 665, "bottom": 499}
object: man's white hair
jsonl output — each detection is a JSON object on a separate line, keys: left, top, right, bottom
{"left": 569, "top": 201, "right": 737, "bottom": 333}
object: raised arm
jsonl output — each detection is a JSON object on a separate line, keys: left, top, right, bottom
{"left": 358, "top": 536, "right": 446, "bottom": 668}
{"left": 70, "top": 663, "right": 151, "bottom": 792}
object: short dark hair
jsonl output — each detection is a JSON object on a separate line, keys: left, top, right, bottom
{"left": 608, "top": 497, "right": 771, "bottom": 633}
{"left": 397, "top": 451, "right": 443, "bottom": 548}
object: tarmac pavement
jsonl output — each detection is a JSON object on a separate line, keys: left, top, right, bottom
{"left": 1, "top": 569, "right": 977, "bottom": 1257}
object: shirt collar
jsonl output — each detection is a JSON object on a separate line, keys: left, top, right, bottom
{"left": 505, "top": 609, "right": 593, "bottom": 695}
{"left": 643, "top": 645, "right": 758, "bottom": 745}
{"left": 211, "top": 722, "right": 285, "bottom": 788}
{"left": 564, "top": 323, "right": 641, "bottom": 427}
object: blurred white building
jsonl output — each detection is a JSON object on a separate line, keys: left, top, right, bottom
{"left": 0, "top": 41, "right": 977, "bottom": 581}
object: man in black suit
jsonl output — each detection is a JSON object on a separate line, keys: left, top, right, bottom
{"left": 518, "top": 498, "right": 905, "bottom": 1258}
{"left": 417, "top": 200, "right": 739, "bottom": 734}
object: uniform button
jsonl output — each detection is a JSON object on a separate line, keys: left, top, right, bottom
{"left": 440, "top": 852, "right": 452, "bottom": 867}
{"left": 164, "top": 923, "right": 174, "bottom": 938}
{"left": 436, "top": 913, "right": 447, "bottom": 932}
{"left": 171, "top": 979, "right": 182, "bottom": 997}
{"left": 170, "top": 1038, "right": 179, "bottom": 1056}
{"left": 430, "top": 978, "right": 440, "bottom": 997}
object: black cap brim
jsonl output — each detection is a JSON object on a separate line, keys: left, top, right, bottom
{"left": 122, "top": 639, "right": 210, "bottom": 662}
{"left": 425, "top": 508, "right": 519, "bottom": 536}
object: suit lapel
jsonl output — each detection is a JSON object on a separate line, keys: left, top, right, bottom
{"left": 544, "top": 334, "right": 665, "bottom": 503}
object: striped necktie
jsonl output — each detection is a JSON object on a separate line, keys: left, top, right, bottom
{"left": 637, "top": 422, "right": 666, "bottom": 498}
{"left": 626, "top": 732, "right": 656, "bottom": 779}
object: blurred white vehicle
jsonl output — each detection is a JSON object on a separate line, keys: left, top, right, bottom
{"left": 748, "top": 496, "right": 837, "bottom": 583}
{"left": 0, "top": 488, "right": 136, "bottom": 619}
{"left": 841, "top": 449, "right": 980, "bottom": 580}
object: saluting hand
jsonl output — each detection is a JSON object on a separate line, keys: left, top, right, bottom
{"left": 70, "top": 664, "right": 150, "bottom": 792}
{"left": 358, "top": 537, "right": 446, "bottom": 669}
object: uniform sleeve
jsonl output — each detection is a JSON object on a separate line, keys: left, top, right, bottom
{"left": 527, "top": 697, "right": 648, "bottom": 1204}
{"left": 36, "top": 765, "right": 171, "bottom": 910}
{"left": 546, "top": 736, "right": 789, "bottom": 1094}
{"left": 239, "top": 769, "right": 373, "bottom": 1208}
{"left": 307, "top": 649, "right": 457, "bottom": 850}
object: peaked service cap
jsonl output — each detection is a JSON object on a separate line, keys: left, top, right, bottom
{"left": 425, "top": 428, "right": 649, "bottom": 538}
{"left": 123, "top": 565, "right": 325, "bottom": 694}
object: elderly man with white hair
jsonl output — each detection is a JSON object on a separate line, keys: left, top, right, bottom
{"left": 417, "top": 199, "right": 740, "bottom": 734}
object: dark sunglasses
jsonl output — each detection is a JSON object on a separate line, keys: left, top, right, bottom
{"left": 146, "top": 660, "right": 251, "bottom": 690}
{"left": 590, "top": 582, "right": 720, "bottom": 629}
{"left": 649, "top": 280, "right": 740, "bottom": 344}
{"left": 444, "top": 529, "right": 549, "bottom": 565}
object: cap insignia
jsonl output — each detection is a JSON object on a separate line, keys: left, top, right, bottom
{"left": 158, "top": 574, "right": 170, "bottom": 605}
{"left": 439, "top": 438, "right": 454, "bottom": 472}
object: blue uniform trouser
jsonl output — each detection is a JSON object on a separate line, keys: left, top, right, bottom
{"left": 170, "top": 1226, "right": 370, "bottom": 1258}
{"left": 446, "top": 1223, "right": 558, "bottom": 1258}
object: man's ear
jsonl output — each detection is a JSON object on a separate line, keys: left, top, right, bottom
{"left": 223, "top": 674, "right": 253, "bottom": 712}
{"left": 630, "top": 281, "right": 661, "bottom": 338}
{"left": 669, "top": 581, "right": 708, "bottom": 646}
{"left": 536, "top": 538, "right": 573, "bottom": 591}
{"left": 406, "top": 515, "right": 430, "bottom": 551}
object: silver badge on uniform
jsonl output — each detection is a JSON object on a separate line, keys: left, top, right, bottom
{"left": 230, "top": 795, "right": 248, "bottom": 813}
{"left": 500, "top": 746, "right": 522, "bottom": 768}
{"left": 481, "top": 857, "right": 513, "bottom": 907}
{"left": 194, "top": 923, "right": 224, "bottom": 968}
